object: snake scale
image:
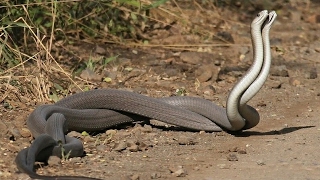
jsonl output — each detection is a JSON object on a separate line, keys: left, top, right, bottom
{"left": 15, "top": 10, "right": 277, "bottom": 180}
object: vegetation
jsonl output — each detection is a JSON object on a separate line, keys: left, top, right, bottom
{"left": 0, "top": 0, "right": 168, "bottom": 71}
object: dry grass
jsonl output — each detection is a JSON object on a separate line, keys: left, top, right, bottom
{"left": 0, "top": 0, "right": 252, "bottom": 105}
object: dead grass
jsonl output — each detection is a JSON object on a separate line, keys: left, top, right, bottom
{"left": 0, "top": 0, "right": 252, "bottom": 105}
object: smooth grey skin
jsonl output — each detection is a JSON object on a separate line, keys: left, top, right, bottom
{"left": 226, "top": 10, "right": 277, "bottom": 131}
{"left": 16, "top": 10, "right": 277, "bottom": 179}
{"left": 15, "top": 134, "right": 100, "bottom": 180}
{"left": 240, "top": 11, "right": 277, "bottom": 129}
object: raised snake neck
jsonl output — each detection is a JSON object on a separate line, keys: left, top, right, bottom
{"left": 15, "top": 10, "right": 277, "bottom": 180}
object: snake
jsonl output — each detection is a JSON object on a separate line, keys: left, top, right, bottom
{"left": 15, "top": 10, "right": 277, "bottom": 179}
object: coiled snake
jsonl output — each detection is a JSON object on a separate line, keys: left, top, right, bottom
{"left": 15, "top": 10, "right": 277, "bottom": 180}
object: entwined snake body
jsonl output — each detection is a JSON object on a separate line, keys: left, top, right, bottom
{"left": 15, "top": 10, "right": 277, "bottom": 179}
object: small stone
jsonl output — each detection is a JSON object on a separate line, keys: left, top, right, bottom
{"left": 96, "top": 144, "right": 107, "bottom": 152}
{"left": 289, "top": 78, "right": 301, "bottom": 86}
{"left": 105, "top": 129, "right": 117, "bottom": 136}
{"left": 138, "top": 141, "right": 149, "bottom": 151}
{"left": 68, "top": 131, "right": 82, "bottom": 138}
{"left": 150, "top": 172, "right": 161, "bottom": 179}
{"left": 20, "top": 128, "right": 31, "bottom": 138}
{"left": 217, "top": 164, "right": 229, "bottom": 169}
{"left": 306, "top": 68, "right": 317, "bottom": 79}
{"left": 170, "top": 166, "right": 187, "bottom": 177}
{"left": 9, "top": 128, "right": 21, "bottom": 139}
{"left": 271, "top": 65, "right": 289, "bottom": 77}
{"left": 48, "top": 156, "right": 61, "bottom": 166}
{"left": 113, "top": 142, "right": 127, "bottom": 151}
{"left": 142, "top": 124, "right": 153, "bottom": 132}
{"left": 95, "top": 45, "right": 106, "bottom": 54}
{"left": 177, "top": 137, "right": 195, "bottom": 145}
{"left": 180, "top": 52, "right": 202, "bottom": 65}
{"left": 266, "top": 80, "right": 282, "bottom": 89}
{"left": 195, "top": 65, "right": 213, "bottom": 82}
{"left": 193, "top": 166, "right": 200, "bottom": 171}
{"left": 130, "top": 174, "right": 139, "bottom": 180}
{"left": 256, "top": 160, "right": 266, "bottom": 166}
{"left": 227, "top": 153, "right": 238, "bottom": 161}
{"left": 80, "top": 68, "right": 102, "bottom": 81}
{"left": 127, "top": 143, "right": 139, "bottom": 152}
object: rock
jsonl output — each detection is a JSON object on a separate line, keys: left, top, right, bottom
{"left": 305, "top": 68, "right": 317, "bottom": 79}
{"left": 68, "top": 131, "right": 82, "bottom": 138}
{"left": 80, "top": 68, "right": 102, "bottom": 81}
{"left": 130, "top": 174, "right": 140, "bottom": 180}
{"left": 138, "top": 141, "right": 149, "bottom": 151}
{"left": 271, "top": 65, "right": 289, "bottom": 77}
{"left": 266, "top": 80, "right": 282, "bottom": 89}
{"left": 289, "top": 77, "right": 301, "bottom": 86}
{"left": 256, "top": 160, "right": 266, "bottom": 166}
{"left": 48, "top": 156, "right": 61, "bottom": 166}
{"left": 195, "top": 65, "right": 213, "bottom": 82}
{"left": 113, "top": 141, "right": 127, "bottom": 151}
{"left": 95, "top": 45, "right": 106, "bottom": 54}
{"left": 96, "top": 144, "right": 108, "bottom": 152}
{"left": 19, "top": 128, "right": 31, "bottom": 138}
{"left": 180, "top": 52, "right": 202, "bottom": 65}
{"left": 150, "top": 172, "right": 161, "bottom": 179}
{"left": 226, "top": 153, "right": 238, "bottom": 161}
{"left": 9, "top": 128, "right": 21, "bottom": 139}
{"left": 169, "top": 166, "right": 187, "bottom": 177}
{"left": 177, "top": 137, "right": 195, "bottom": 145}
{"left": 201, "top": 85, "right": 216, "bottom": 97}
{"left": 217, "top": 164, "right": 229, "bottom": 169}
{"left": 215, "top": 31, "right": 234, "bottom": 43}
{"left": 306, "top": 14, "right": 320, "bottom": 24}
{"left": 105, "top": 129, "right": 117, "bottom": 136}
{"left": 127, "top": 143, "right": 139, "bottom": 152}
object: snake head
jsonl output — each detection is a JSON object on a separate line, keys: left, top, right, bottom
{"left": 261, "top": 11, "right": 277, "bottom": 32}
{"left": 251, "top": 10, "right": 269, "bottom": 27}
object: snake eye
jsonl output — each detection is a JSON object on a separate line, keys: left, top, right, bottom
{"left": 257, "top": 13, "right": 261, "bottom": 17}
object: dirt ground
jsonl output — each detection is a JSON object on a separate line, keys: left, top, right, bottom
{"left": 1, "top": 1, "right": 320, "bottom": 180}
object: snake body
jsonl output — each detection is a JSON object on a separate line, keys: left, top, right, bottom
{"left": 15, "top": 10, "right": 277, "bottom": 179}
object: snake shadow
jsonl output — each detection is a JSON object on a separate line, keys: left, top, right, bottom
{"left": 230, "top": 125, "right": 315, "bottom": 137}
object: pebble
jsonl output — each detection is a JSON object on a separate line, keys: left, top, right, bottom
{"left": 80, "top": 68, "right": 102, "bottom": 81}
{"left": 169, "top": 166, "right": 187, "bottom": 177}
{"left": 142, "top": 124, "right": 153, "bottom": 133}
{"left": 176, "top": 137, "right": 195, "bottom": 145}
{"left": 217, "top": 164, "right": 229, "bottom": 169}
{"left": 106, "top": 129, "right": 117, "bottom": 136}
{"left": 180, "top": 52, "right": 202, "bottom": 65}
{"left": 138, "top": 141, "right": 149, "bottom": 151}
{"left": 127, "top": 143, "right": 139, "bottom": 152}
{"left": 256, "top": 160, "right": 266, "bottom": 166}
{"left": 150, "top": 172, "right": 161, "bottom": 179}
{"left": 266, "top": 80, "right": 282, "bottom": 89}
{"left": 113, "top": 141, "right": 127, "bottom": 151}
{"left": 9, "top": 128, "right": 21, "bottom": 139}
{"left": 130, "top": 174, "right": 140, "bottom": 180}
{"left": 19, "top": 128, "right": 31, "bottom": 138}
{"left": 305, "top": 68, "right": 317, "bottom": 79}
{"left": 48, "top": 156, "right": 61, "bottom": 166}
{"left": 226, "top": 153, "right": 238, "bottom": 161}
{"left": 289, "top": 77, "right": 301, "bottom": 86}
{"left": 271, "top": 65, "right": 289, "bottom": 77}
{"left": 215, "top": 31, "right": 234, "bottom": 43}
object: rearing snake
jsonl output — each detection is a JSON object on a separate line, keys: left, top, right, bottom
{"left": 15, "top": 10, "right": 277, "bottom": 179}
